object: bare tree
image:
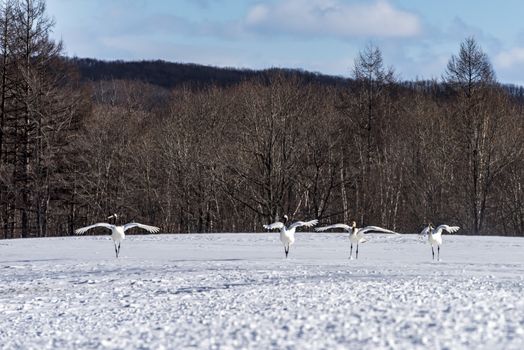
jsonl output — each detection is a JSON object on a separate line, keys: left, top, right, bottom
{"left": 338, "top": 44, "right": 397, "bottom": 224}
{"left": 445, "top": 37, "right": 507, "bottom": 234}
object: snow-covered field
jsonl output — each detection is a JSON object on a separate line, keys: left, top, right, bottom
{"left": 0, "top": 232, "right": 523, "bottom": 349}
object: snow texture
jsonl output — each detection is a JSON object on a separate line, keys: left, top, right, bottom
{"left": 0, "top": 233, "right": 523, "bottom": 349}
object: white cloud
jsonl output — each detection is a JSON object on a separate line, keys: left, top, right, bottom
{"left": 244, "top": 0, "right": 422, "bottom": 38}
{"left": 494, "top": 47, "right": 524, "bottom": 69}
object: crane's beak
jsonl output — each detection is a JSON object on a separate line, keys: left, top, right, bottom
{"left": 107, "top": 214, "right": 117, "bottom": 219}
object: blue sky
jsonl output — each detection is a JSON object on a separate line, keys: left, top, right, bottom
{"left": 46, "top": 0, "right": 524, "bottom": 84}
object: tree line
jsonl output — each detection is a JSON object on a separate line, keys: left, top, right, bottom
{"left": 0, "top": 0, "right": 522, "bottom": 239}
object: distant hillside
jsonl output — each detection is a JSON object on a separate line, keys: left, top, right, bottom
{"left": 67, "top": 58, "right": 524, "bottom": 102}
{"left": 67, "top": 58, "right": 351, "bottom": 89}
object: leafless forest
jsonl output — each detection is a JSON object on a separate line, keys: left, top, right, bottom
{"left": 0, "top": 0, "right": 522, "bottom": 239}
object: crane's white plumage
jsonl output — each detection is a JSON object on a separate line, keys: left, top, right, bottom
{"left": 122, "top": 222, "right": 161, "bottom": 233}
{"left": 315, "top": 223, "right": 350, "bottom": 232}
{"left": 74, "top": 223, "right": 114, "bottom": 235}
{"left": 419, "top": 225, "right": 431, "bottom": 238}
{"left": 288, "top": 220, "right": 319, "bottom": 230}
{"left": 263, "top": 222, "right": 285, "bottom": 230}
{"left": 420, "top": 223, "right": 460, "bottom": 261}
{"left": 75, "top": 214, "right": 160, "bottom": 258}
{"left": 263, "top": 215, "right": 318, "bottom": 258}
{"left": 315, "top": 221, "right": 396, "bottom": 259}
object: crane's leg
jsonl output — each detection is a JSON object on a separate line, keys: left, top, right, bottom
{"left": 437, "top": 246, "right": 440, "bottom": 261}
{"left": 349, "top": 243, "right": 353, "bottom": 260}
{"left": 114, "top": 243, "right": 118, "bottom": 258}
{"left": 284, "top": 245, "right": 289, "bottom": 258}
{"left": 356, "top": 244, "right": 359, "bottom": 259}
{"left": 118, "top": 243, "right": 121, "bottom": 258}
{"left": 431, "top": 246, "right": 435, "bottom": 260}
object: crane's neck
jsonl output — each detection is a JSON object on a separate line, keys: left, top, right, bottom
{"left": 350, "top": 222, "right": 357, "bottom": 235}
{"left": 108, "top": 214, "right": 119, "bottom": 225}
{"left": 283, "top": 215, "right": 289, "bottom": 225}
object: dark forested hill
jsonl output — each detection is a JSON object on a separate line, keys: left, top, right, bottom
{"left": 67, "top": 57, "right": 351, "bottom": 89}
{"left": 68, "top": 58, "right": 524, "bottom": 102}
